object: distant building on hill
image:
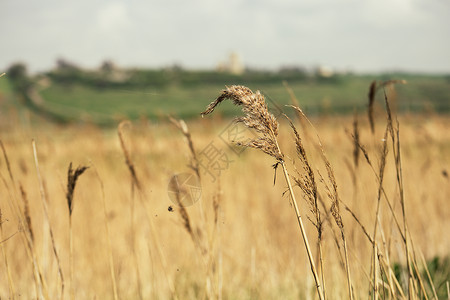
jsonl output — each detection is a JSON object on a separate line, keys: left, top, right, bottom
{"left": 315, "top": 65, "right": 334, "bottom": 78}
{"left": 217, "top": 52, "right": 244, "bottom": 75}
{"left": 100, "top": 60, "right": 116, "bottom": 74}
{"left": 98, "top": 60, "right": 129, "bottom": 82}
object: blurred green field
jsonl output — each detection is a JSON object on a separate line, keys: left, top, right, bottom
{"left": 1, "top": 71, "right": 449, "bottom": 126}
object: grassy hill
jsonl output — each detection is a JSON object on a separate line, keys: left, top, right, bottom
{"left": 1, "top": 68, "right": 449, "bottom": 126}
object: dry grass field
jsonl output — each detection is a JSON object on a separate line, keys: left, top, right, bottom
{"left": 0, "top": 86, "right": 449, "bottom": 299}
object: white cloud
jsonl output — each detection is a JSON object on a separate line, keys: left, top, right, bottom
{"left": 1, "top": 0, "right": 449, "bottom": 72}
{"left": 96, "top": 2, "right": 133, "bottom": 35}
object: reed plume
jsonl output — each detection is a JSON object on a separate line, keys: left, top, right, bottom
{"left": 201, "top": 85, "right": 282, "bottom": 161}
{"left": 352, "top": 112, "right": 360, "bottom": 169}
{"left": 368, "top": 80, "right": 377, "bottom": 134}
{"left": 288, "top": 104, "right": 353, "bottom": 300}
{"left": 367, "top": 79, "right": 407, "bottom": 134}
{"left": 118, "top": 121, "right": 141, "bottom": 191}
{"left": 66, "top": 163, "right": 89, "bottom": 217}
{"left": 169, "top": 116, "right": 202, "bottom": 181}
{"left": 319, "top": 143, "right": 354, "bottom": 300}
{"left": 288, "top": 116, "right": 326, "bottom": 297}
{"left": 19, "top": 184, "right": 34, "bottom": 243}
{"left": 201, "top": 85, "right": 324, "bottom": 300}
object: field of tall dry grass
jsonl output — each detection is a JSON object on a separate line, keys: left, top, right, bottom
{"left": 0, "top": 86, "right": 449, "bottom": 299}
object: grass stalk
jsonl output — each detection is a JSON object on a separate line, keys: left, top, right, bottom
{"left": 287, "top": 116, "right": 326, "bottom": 298}
{"left": 384, "top": 91, "right": 415, "bottom": 297}
{"left": 118, "top": 122, "right": 178, "bottom": 300}
{"left": 1, "top": 140, "right": 49, "bottom": 299}
{"left": 379, "top": 254, "right": 407, "bottom": 299}
{"left": 342, "top": 233, "right": 353, "bottom": 300}
{"left": 289, "top": 105, "right": 353, "bottom": 300}
{"left": 0, "top": 209, "right": 16, "bottom": 300}
{"left": 170, "top": 116, "right": 224, "bottom": 298}
{"left": 69, "top": 216, "right": 74, "bottom": 300}
{"left": 283, "top": 81, "right": 311, "bottom": 142}
{"left": 32, "top": 140, "right": 65, "bottom": 300}
{"left": 349, "top": 125, "right": 406, "bottom": 243}
{"left": 280, "top": 161, "right": 324, "bottom": 300}
{"left": 201, "top": 86, "right": 324, "bottom": 300}
{"left": 446, "top": 282, "right": 449, "bottom": 299}
{"left": 371, "top": 128, "right": 388, "bottom": 299}
{"left": 118, "top": 121, "right": 145, "bottom": 299}
{"left": 418, "top": 249, "right": 439, "bottom": 300}
{"left": 376, "top": 213, "right": 397, "bottom": 299}
{"left": 65, "top": 162, "right": 88, "bottom": 300}
{"left": 410, "top": 252, "right": 429, "bottom": 300}
{"left": 91, "top": 163, "right": 119, "bottom": 300}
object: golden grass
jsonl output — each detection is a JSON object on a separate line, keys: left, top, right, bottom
{"left": 0, "top": 103, "right": 449, "bottom": 299}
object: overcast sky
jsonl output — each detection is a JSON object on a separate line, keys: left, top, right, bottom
{"left": 2, "top": 0, "right": 450, "bottom": 73}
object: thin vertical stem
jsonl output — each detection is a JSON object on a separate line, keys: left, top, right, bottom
{"left": 92, "top": 165, "right": 119, "bottom": 300}
{"left": 280, "top": 162, "right": 324, "bottom": 300}
{"left": 69, "top": 216, "right": 74, "bottom": 300}
{"left": 418, "top": 249, "right": 438, "bottom": 300}
{"left": 0, "top": 209, "right": 16, "bottom": 300}
{"left": 317, "top": 242, "right": 327, "bottom": 300}
{"left": 342, "top": 234, "right": 353, "bottom": 300}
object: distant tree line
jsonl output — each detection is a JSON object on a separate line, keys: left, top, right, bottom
{"left": 40, "top": 59, "right": 341, "bottom": 90}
